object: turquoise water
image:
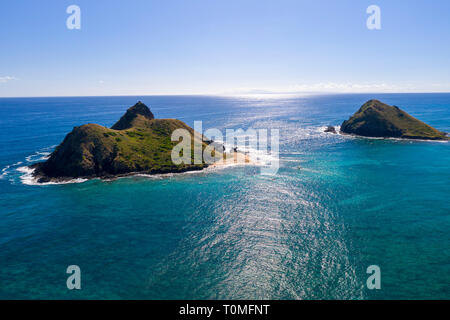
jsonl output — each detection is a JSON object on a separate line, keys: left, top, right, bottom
{"left": 0, "top": 94, "right": 449, "bottom": 299}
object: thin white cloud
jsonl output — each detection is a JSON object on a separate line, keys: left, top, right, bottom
{"left": 290, "top": 82, "right": 398, "bottom": 93}
{"left": 287, "top": 82, "right": 450, "bottom": 93}
{"left": 222, "top": 82, "right": 450, "bottom": 96}
{"left": 0, "top": 76, "right": 17, "bottom": 83}
{"left": 222, "top": 83, "right": 396, "bottom": 96}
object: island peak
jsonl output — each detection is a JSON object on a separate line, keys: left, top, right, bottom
{"left": 111, "top": 101, "right": 155, "bottom": 130}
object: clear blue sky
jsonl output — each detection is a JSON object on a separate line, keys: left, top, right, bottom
{"left": 1, "top": 0, "right": 450, "bottom": 97}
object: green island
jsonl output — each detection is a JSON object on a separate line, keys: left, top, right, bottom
{"left": 32, "top": 102, "right": 211, "bottom": 183}
{"left": 339, "top": 99, "right": 448, "bottom": 140}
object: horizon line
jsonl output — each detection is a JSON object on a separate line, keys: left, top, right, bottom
{"left": 2, "top": 91, "right": 450, "bottom": 99}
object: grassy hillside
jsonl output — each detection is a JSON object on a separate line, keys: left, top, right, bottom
{"left": 341, "top": 100, "right": 448, "bottom": 140}
{"left": 33, "top": 102, "right": 211, "bottom": 181}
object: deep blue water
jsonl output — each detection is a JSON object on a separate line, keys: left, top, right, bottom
{"left": 0, "top": 94, "right": 449, "bottom": 299}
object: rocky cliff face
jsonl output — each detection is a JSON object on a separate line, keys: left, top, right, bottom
{"left": 33, "top": 102, "right": 208, "bottom": 182}
{"left": 340, "top": 100, "right": 448, "bottom": 140}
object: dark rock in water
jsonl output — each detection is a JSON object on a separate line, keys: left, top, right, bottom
{"left": 340, "top": 99, "right": 448, "bottom": 140}
{"left": 324, "top": 126, "right": 337, "bottom": 134}
{"left": 32, "top": 102, "right": 209, "bottom": 182}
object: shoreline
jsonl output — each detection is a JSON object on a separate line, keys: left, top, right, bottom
{"left": 210, "top": 151, "right": 256, "bottom": 167}
{"left": 337, "top": 131, "right": 449, "bottom": 143}
{"left": 323, "top": 125, "right": 449, "bottom": 143}
{"left": 23, "top": 151, "right": 257, "bottom": 186}
{"left": 14, "top": 122, "right": 448, "bottom": 186}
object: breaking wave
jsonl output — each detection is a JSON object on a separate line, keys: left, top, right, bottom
{"left": 17, "top": 166, "right": 88, "bottom": 186}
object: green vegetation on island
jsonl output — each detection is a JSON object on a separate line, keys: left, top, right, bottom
{"left": 340, "top": 99, "right": 448, "bottom": 140}
{"left": 32, "top": 102, "right": 210, "bottom": 182}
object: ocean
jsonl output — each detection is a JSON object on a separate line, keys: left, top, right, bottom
{"left": 0, "top": 93, "right": 449, "bottom": 299}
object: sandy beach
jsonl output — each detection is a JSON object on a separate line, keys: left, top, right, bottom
{"left": 211, "top": 151, "right": 256, "bottom": 167}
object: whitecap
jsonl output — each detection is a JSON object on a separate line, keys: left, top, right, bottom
{"left": 1, "top": 161, "right": 24, "bottom": 179}
{"left": 17, "top": 166, "right": 36, "bottom": 185}
{"left": 17, "top": 166, "right": 88, "bottom": 186}
{"left": 25, "top": 151, "right": 51, "bottom": 163}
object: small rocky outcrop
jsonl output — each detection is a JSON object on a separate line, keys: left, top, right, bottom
{"left": 324, "top": 126, "right": 337, "bottom": 134}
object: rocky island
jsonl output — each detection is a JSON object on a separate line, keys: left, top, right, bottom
{"left": 324, "top": 126, "right": 337, "bottom": 134}
{"left": 32, "top": 102, "right": 210, "bottom": 183}
{"left": 340, "top": 99, "right": 448, "bottom": 140}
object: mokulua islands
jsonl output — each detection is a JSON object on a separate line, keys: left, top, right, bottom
{"left": 32, "top": 99, "right": 447, "bottom": 183}
{"left": 32, "top": 101, "right": 248, "bottom": 183}
{"left": 326, "top": 99, "right": 448, "bottom": 141}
